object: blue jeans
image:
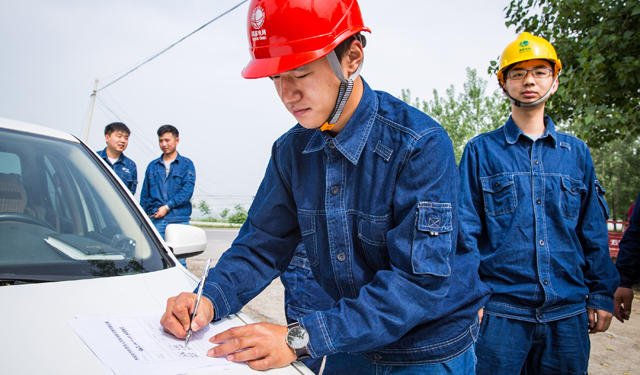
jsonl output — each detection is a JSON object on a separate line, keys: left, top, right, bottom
{"left": 152, "top": 218, "right": 189, "bottom": 267}
{"left": 476, "top": 312, "right": 590, "bottom": 375}
{"left": 281, "top": 249, "right": 335, "bottom": 374}
{"left": 322, "top": 344, "right": 476, "bottom": 375}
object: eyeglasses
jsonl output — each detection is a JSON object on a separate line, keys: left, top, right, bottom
{"left": 507, "top": 68, "right": 553, "bottom": 80}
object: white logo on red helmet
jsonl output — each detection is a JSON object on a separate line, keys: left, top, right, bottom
{"left": 251, "top": 6, "right": 265, "bottom": 29}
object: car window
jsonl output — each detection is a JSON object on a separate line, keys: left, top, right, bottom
{"left": 0, "top": 128, "right": 170, "bottom": 284}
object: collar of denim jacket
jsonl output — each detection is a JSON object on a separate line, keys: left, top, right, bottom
{"left": 302, "top": 77, "right": 377, "bottom": 165}
{"left": 503, "top": 115, "right": 558, "bottom": 148}
{"left": 153, "top": 152, "right": 183, "bottom": 165}
{"left": 98, "top": 147, "right": 128, "bottom": 165}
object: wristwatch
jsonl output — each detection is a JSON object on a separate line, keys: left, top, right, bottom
{"left": 285, "top": 322, "right": 310, "bottom": 361}
{"left": 164, "top": 205, "right": 171, "bottom": 212}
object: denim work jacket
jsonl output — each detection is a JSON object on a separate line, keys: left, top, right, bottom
{"left": 140, "top": 153, "right": 195, "bottom": 223}
{"left": 201, "top": 79, "right": 490, "bottom": 364}
{"left": 97, "top": 148, "right": 138, "bottom": 194}
{"left": 459, "top": 116, "right": 619, "bottom": 323}
{"left": 616, "top": 192, "right": 640, "bottom": 288}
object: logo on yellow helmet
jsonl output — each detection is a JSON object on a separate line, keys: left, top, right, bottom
{"left": 519, "top": 40, "right": 531, "bottom": 54}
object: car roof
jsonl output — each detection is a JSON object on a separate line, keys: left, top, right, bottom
{"left": 0, "top": 117, "right": 80, "bottom": 143}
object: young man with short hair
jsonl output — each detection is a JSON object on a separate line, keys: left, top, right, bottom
{"left": 459, "top": 33, "right": 619, "bottom": 374}
{"left": 140, "top": 125, "right": 195, "bottom": 266}
{"left": 161, "top": 1, "right": 489, "bottom": 373}
{"left": 97, "top": 122, "right": 137, "bottom": 194}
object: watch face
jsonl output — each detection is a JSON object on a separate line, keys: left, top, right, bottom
{"left": 286, "top": 326, "right": 309, "bottom": 349}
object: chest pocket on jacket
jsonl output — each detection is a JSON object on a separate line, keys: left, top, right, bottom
{"left": 411, "top": 202, "right": 453, "bottom": 276}
{"left": 297, "top": 213, "right": 319, "bottom": 266}
{"left": 172, "top": 174, "right": 183, "bottom": 185}
{"left": 560, "top": 177, "right": 586, "bottom": 221}
{"left": 358, "top": 217, "right": 391, "bottom": 271}
{"left": 482, "top": 175, "right": 517, "bottom": 216}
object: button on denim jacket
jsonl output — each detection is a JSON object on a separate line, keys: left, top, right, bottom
{"left": 201, "top": 79, "right": 490, "bottom": 364}
{"left": 459, "top": 116, "right": 619, "bottom": 323}
{"left": 97, "top": 148, "right": 138, "bottom": 194}
{"left": 140, "top": 153, "right": 195, "bottom": 223}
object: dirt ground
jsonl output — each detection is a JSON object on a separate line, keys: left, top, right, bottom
{"left": 589, "top": 285, "right": 640, "bottom": 375}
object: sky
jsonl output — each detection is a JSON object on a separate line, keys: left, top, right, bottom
{"left": 0, "top": 0, "right": 519, "bottom": 218}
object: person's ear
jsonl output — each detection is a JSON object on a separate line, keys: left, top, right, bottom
{"left": 105, "top": 134, "right": 110, "bottom": 143}
{"left": 342, "top": 39, "right": 364, "bottom": 77}
{"left": 550, "top": 77, "right": 559, "bottom": 96}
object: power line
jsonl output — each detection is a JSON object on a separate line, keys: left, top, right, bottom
{"left": 97, "top": 0, "right": 248, "bottom": 93}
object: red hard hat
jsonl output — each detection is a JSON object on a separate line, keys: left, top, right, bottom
{"left": 241, "top": 0, "right": 371, "bottom": 79}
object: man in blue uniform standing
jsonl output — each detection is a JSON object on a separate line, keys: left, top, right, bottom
{"left": 140, "top": 124, "right": 195, "bottom": 266}
{"left": 459, "top": 33, "right": 619, "bottom": 374}
{"left": 97, "top": 122, "right": 137, "bottom": 194}
{"left": 160, "top": 0, "right": 489, "bottom": 373}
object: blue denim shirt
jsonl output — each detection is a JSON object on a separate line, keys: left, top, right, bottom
{"left": 201, "top": 79, "right": 490, "bottom": 364}
{"left": 140, "top": 153, "right": 195, "bottom": 223}
{"left": 459, "top": 116, "right": 619, "bottom": 323}
{"left": 616, "top": 192, "right": 640, "bottom": 288}
{"left": 96, "top": 148, "right": 138, "bottom": 194}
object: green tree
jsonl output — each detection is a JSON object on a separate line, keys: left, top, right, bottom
{"left": 220, "top": 208, "right": 230, "bottom": 221}
{"left": 198, "top": 200, "right": 211, "bottom": 217}
{"left": 591, "top": 138, "right": 640, "bottom": 221}
{"left": 493, "top": 0, "right": 640, "bottom": 147}
{"left": 228, "top": 204, "right": 248, "bottom": 224}
{"left": 401, "top": 68, "right": 509, "bottom": 162}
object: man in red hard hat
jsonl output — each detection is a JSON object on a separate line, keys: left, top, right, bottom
{"left": 161, "top": 1, "right": 489, "bottom": 373}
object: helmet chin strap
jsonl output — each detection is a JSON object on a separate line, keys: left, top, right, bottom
{"left": 503, "top": 73, "right": 560, "bottom": 108}
{"left": 320, "top": 36, "right": 365, "bottom": 132}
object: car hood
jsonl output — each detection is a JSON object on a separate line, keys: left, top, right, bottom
{"left": 0, "top": 267, "right": 310, "bottom": 375}
{"left": 0, "top": 267, "right": 198, "bottom": 374}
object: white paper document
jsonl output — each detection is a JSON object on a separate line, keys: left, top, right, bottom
{"left": 69, "top": 312, "right": 246, "bottom": 375}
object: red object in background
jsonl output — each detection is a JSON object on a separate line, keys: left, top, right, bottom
{"left": 607, "top": 220, "right": 630, "bottom": 260}
{"left": 628, "top": 202, "right": 636, "bottom": 220}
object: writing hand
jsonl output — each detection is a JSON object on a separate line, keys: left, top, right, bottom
{"left": 160, "top": 292, "right": 214, "bottom": 338}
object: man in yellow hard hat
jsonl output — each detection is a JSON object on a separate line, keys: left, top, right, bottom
{"left": 458, "top": 32, "right": 619, "bottom": 374}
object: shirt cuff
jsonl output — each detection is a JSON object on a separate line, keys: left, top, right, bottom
{"left": 586, "top": 293, "right": 615, "bottom": 315}
{"left": 197, "top": 282, "right": 232, "bottom": 322}
{"left": 618, "top": 274, "right": 637, "bottom": 289}
{"left": 299, "top": 311, "right": 338, "bottom": 358}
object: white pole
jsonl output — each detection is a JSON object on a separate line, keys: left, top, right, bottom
{"left": 83, "top": 78, "right": 99, "bottom": 143}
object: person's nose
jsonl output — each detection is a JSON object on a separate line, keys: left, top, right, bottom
{"left": 278, "top": 76, "right": 301, "bottom": 105}
{"left": 523, "top": 70, "right": 536, "bottom": 85}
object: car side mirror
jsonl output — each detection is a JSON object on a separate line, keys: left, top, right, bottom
{"left": 164, "top": 224, "right": 206, "bottom": 259}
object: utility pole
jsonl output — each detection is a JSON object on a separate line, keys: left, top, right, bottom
{"left": 83, "top": 79, "right": 99, "bottom": 143}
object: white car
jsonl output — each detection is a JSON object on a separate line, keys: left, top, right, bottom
{"left": 0, "top": 118, "right": 311, "bottom": 375}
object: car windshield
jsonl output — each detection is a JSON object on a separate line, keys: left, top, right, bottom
{"left": 0, "top": 128, "right": 171, "bottom": 284}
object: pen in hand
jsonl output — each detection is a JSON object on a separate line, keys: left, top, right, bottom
{"left": 185, "top": 258, "right": 212, "bottom": 348}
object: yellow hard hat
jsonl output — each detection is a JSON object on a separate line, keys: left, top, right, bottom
{"left": 497, "top": 32, "right": 562, "bottom": 85}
